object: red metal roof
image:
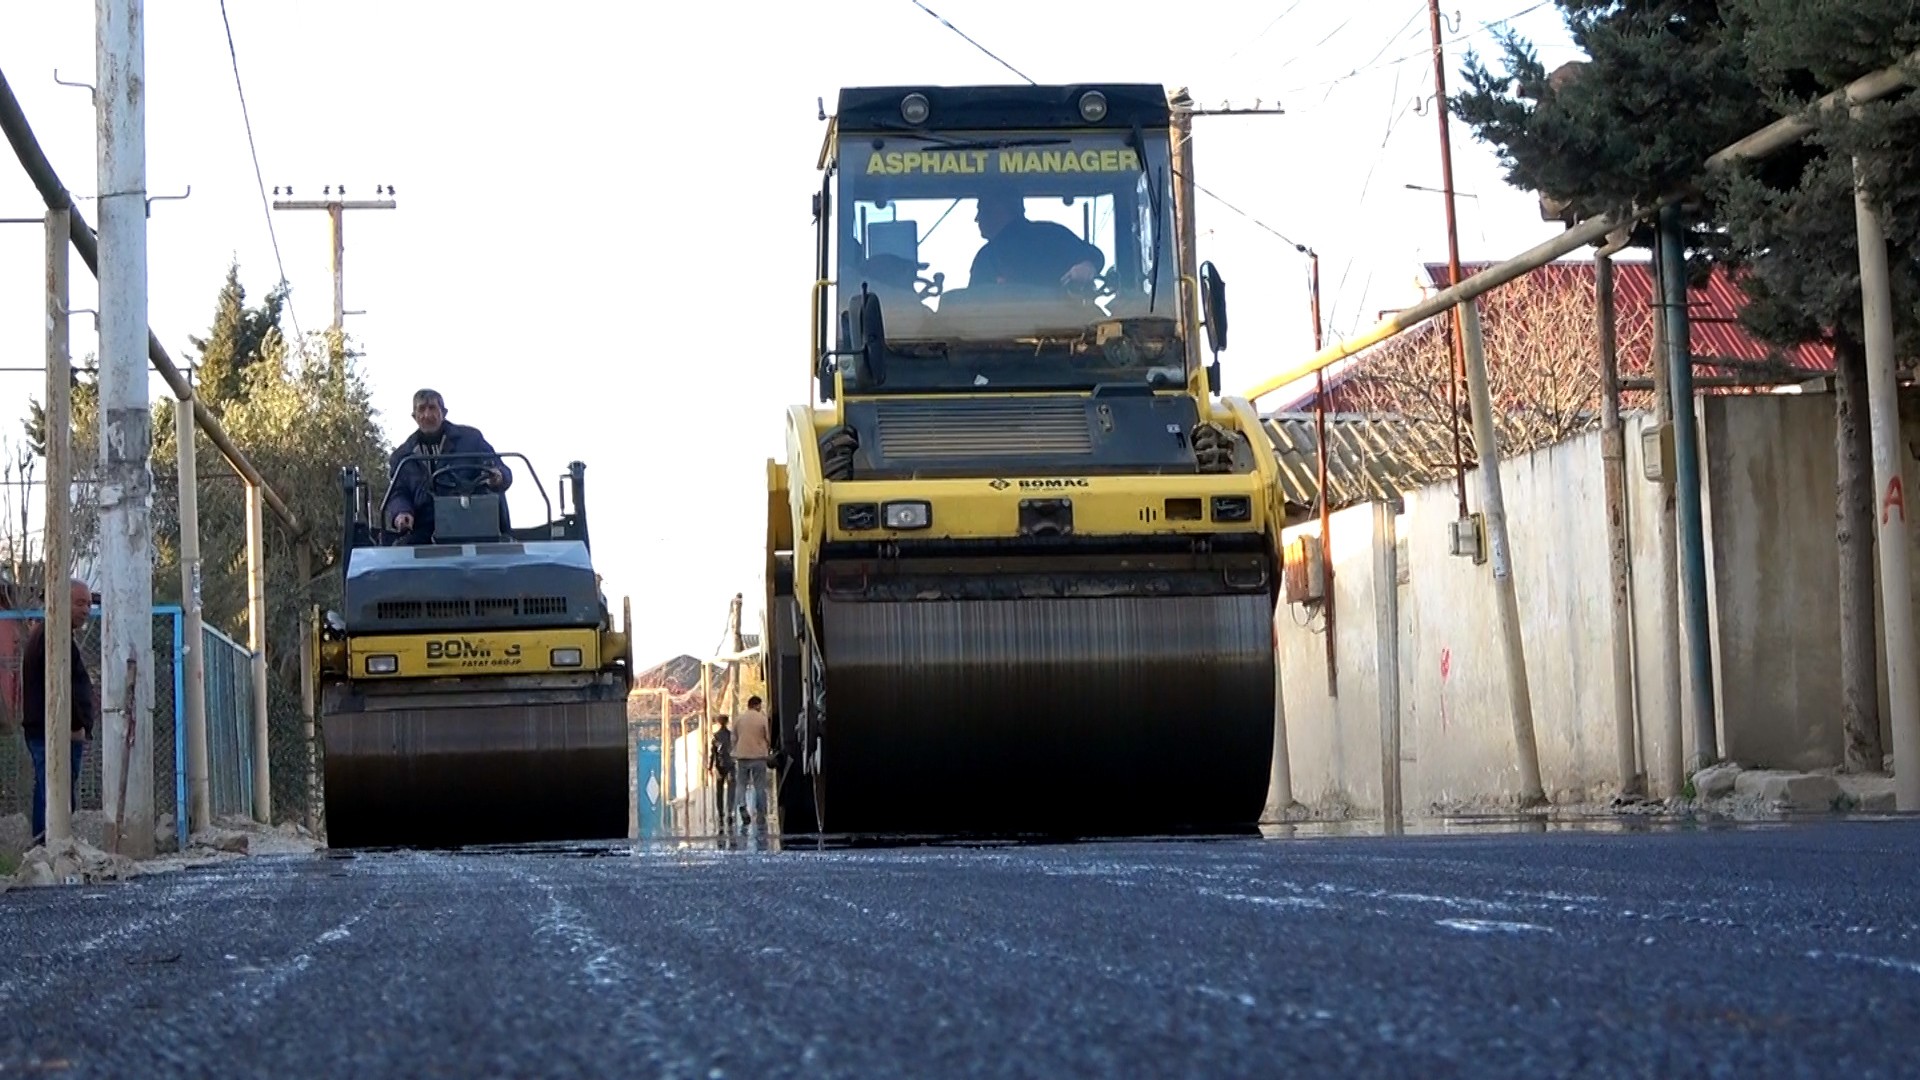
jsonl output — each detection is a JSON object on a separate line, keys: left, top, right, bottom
{"left": 1429, "top": 260, "right": 1837, "bottom": 376}
{"left": 1271, "top": 257, "right": 1836, "bottom": 413}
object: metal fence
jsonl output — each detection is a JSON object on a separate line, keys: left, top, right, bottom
{"left": 0, "top": 605, "right": 256, "bottom": 849}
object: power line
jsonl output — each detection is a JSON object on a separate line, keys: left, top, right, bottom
{"left": 908, "top": 0, "right": 1035, "bottom": 84}
{"left": 1282, "top": 1, "right": 1552, "bottom": 100}
{"left": 217, "top": 0, "right": 302, "bottom": 345}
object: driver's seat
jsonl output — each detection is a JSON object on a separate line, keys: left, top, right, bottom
{"left": 430, "top": 492, "right": 513, "bottom": 544}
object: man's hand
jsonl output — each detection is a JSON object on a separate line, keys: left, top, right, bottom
{"left": 1060, "top": 261, "right": 1097, "bottom": 287}
{"left": 393, "top": 512, "right": 414, "bottom": 532}
{"left": 484, "top": 467, "right": 504, "bottom": 490}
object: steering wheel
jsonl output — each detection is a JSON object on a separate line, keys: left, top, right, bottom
{"left": 428, "top": 462, "right": 496, "bottom": 497}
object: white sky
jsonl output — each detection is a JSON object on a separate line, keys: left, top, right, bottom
{"left": 0, "top": 0, "right": 1582, "bottom": 668}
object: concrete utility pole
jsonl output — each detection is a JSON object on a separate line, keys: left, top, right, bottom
{"left": 272, "top": 185, "right": 397, "bottom": 332}
{"left": 1460, "top": 302, "right": 1545, "bottom": 805}
{"left": 177, "top": 390, "right": 210, "bottom": 833}
{"left": 1853, "top": 154, "right": 1920, "bottom": 810}
{"left": 726, "top": 592, "right": 744, "bottom": 719}
{"left": 1374, "top": 496, "right": 1404, "bottom": 832}
{"left": 1648, "top": 242, "right": 1685, "bottom": 796}
{"left": 44, "top": 206, "right": 73, "bottom": 845}
{"left": 96, "top": 0, "right": 157, "bottom": 858}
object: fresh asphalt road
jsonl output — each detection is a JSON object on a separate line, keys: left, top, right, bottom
{"left": 4, "top": 819, "right": 1919, "bottom": 1078}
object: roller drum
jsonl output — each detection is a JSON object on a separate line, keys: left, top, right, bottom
{"left": 816, "top": 588, "right": 1274, "bottom": 836}
{"left": 321, "top": 693, "right": 628, "bottom": 849}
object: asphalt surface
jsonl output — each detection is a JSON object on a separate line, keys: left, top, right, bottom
{"left": 4, "top": 818, "right": 1920, "bottom": 1078}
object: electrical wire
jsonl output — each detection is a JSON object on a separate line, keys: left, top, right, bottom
{"left": 217, "top": 0, "right": 302, "bottom": 345}
{"left": 908, "top": 0, "right": 1035, "bottom": 84}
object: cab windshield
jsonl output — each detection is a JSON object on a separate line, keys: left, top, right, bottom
{"left": 833, "top": 127, "right": 1183, "bottom": 394}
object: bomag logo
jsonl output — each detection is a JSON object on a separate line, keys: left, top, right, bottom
{"left": 1015, "top": 478, "right": 1089, "bottom": 490}
{"left": 425, "top": 638, "right": 524, "bottom": 670}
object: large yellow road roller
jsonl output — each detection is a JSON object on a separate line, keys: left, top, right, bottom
{"left": 315, "top": 451, "right": 633, "bottom": 848}
{"left": 766, "top": 83, "right": 1288, "bottom": 836}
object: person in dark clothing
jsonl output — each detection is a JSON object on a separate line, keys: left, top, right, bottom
{"left": 381, "top": 388, "right": 513, "bottom": 544}
{"left": 708, "top": 715, "right": 736, "bottom": 836}
{"left": 21, "top": 578, "right": 97, "bottom": 845}
{"left": 968, "top": 191, "right": 1105, "bottom": 293}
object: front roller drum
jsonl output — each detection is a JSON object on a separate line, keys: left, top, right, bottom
{"left": 321, "top": 693, "right": 628, "bottom": 849}
{"left": 815, "top": 589, "right": 1276, "bottom": 837}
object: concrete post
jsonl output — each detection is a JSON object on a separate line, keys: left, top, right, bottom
{"left": 96, "top": 0, "right": 156, "bottom": 858}
{"left": 246, "top": 481, "right": 271, "bottom": 823}
{"left": 176, "top": 395, "right": 211, "bottom": 832}
{"left": 1265, "top": 606, "right": 1296, "bottom": 820}
{"left": 43, "top": 207, "right": 73, "bottom": 845}
{"left": 1374, "top": 497, "right": 1404, "bottom": 831}
{"left": 297, "top": 543, "right": 318, "bottom": 832}
{"left": 1460, "top": 301, "right": 1546, "bottom": 805}
{"left": 1854, "top": 158, "right": 1920, "bottom": 810}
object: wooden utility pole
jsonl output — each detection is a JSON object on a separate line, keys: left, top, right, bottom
{"left": 246, "top": 482, "right": 271, "bottom": 822}
{"left": 1595, "top": 246, "right": 1642, "bottom": 797}
{"left": 43, "top": 206, "right": 73, "bottom": 845}
{"left": 272, "top": 186, "right": 397, "bottom": 333}
{"left": 1426, "top": 0, "right": 1471, "bottom": 519}
{"left": 96, "top": 0, "right": 157, "bottom": 857}
{"left": 177, "top": 389, "right": 211, "bottom": 832}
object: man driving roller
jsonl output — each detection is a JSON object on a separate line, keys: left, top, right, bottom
{"left": 967, "top": 188, "right": 1104, "bottom": 293}
{"left": 383, "top": 388, "right": 512, "bottom": 544}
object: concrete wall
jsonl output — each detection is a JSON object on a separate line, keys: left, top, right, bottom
{"left": 1278, "top": 388, "right": 1909, "bottom": 814}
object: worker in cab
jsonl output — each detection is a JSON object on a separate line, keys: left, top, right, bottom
{"left": 967, "top": 189, "right": 1104, "bottom": 294}
{"left": 382, "top": 388, "right": 513, "bottom": 544}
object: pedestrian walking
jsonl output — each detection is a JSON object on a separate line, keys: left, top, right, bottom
{"left": 732, "top": 696, "right": 773, "bottom": 835}
{"left": 708, "top": 714, "right": 735, "bottom": 835}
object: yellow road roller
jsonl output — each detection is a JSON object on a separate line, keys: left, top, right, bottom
{"left": 766, "top": 83, "right": 1288, "bottom": 836}
{"left": 315, "top": 451, "right": 633, "bottom": 849}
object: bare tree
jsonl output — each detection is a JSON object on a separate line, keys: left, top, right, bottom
{"left": 1345, "top": 265, "right": 1658, "bottom": 460}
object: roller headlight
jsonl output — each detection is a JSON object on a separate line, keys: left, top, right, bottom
{"left": 551, "top": 647, "right": 584, "bottom": 668}
{"left": 365, "top": 654, "right": 398, "bottom": 675}
{"left": 901, "top": 93, "right": 931, "bottom": 124}
{"left": 883, "top": 500, "right": 931, "bottom": 530}
{"left": 1078, "top": 91, "right": 1108, "bottom": 122}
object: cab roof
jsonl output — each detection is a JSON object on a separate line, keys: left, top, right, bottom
{"left": 834, "top": 84, "right": 1171, "bottom": 133}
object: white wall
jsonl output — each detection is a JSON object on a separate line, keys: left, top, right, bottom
{"left": 1275, "top": 391, "right": 1894, "bottom": 815}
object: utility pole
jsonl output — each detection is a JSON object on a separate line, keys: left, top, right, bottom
{"left": 272, "top": 184, "right": 397, "bottom": 334}
{"left": 726, "top": 593, "right": 744, "bottom": 720}
{"left": 1659, "top": 206, "right": 1718, "bottom": 773}
{"left": 1460, "top": 303, "right": 1545, "bottom": 805}
{"left": 1595, "top": 240, "right": 1643, "bottom": 797}
{"left": 1427, "top": 0, "right": 1541, "bottom": 804}
{"left": 246, "top": 481, "right": 271, "bottom": 823}
{"left": 97, "top": 0, "right": 157, "bottom": 858}
{"left": 1854, "top": 154, "right": 1920, "bottom": 810}
{"left": 1307, "top": 249, "right": 1335, "bottom": 696}
{"left": 44, "top": 206, "right": 73, "bottom": 846}
{"left": 177, "top": 387, "right": 211, "bottom": 833}
{"left": 1426, "top": 0, "right": 1471, "bottom": 519}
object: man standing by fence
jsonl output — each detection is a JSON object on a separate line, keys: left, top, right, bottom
{"left": 22, "top": 579, "right": 97, "bottom": 846}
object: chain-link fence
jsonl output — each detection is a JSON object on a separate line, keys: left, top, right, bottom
{"left": 0, "top": 604, "right": 262, "bottom": 847}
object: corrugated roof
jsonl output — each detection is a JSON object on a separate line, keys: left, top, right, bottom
{"left": 1427, "top": 260, "right": 1835, "bottom": 378}
{"left": 1260, "top": 413, "right": 1461, "bottom": 515}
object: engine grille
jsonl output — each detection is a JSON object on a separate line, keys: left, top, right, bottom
{"left": 374, "top": 596, "right": 568, "bottom": 621}
{"left": 874, "top": 399, "right": 1092, "bottom": 459}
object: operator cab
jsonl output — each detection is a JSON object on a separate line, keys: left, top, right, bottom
{"left": 817, "top": 84, "right": 1224, "bottom": 399}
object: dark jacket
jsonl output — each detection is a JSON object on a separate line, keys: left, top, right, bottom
{"left": 21, "top": 621, "right": 95, "bottom": 742}
{"left": 382, "top": 422, "right": 512, "bottom": 525}
{"left": 969, "top": 218, "right": 1105, "bottom": 290}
